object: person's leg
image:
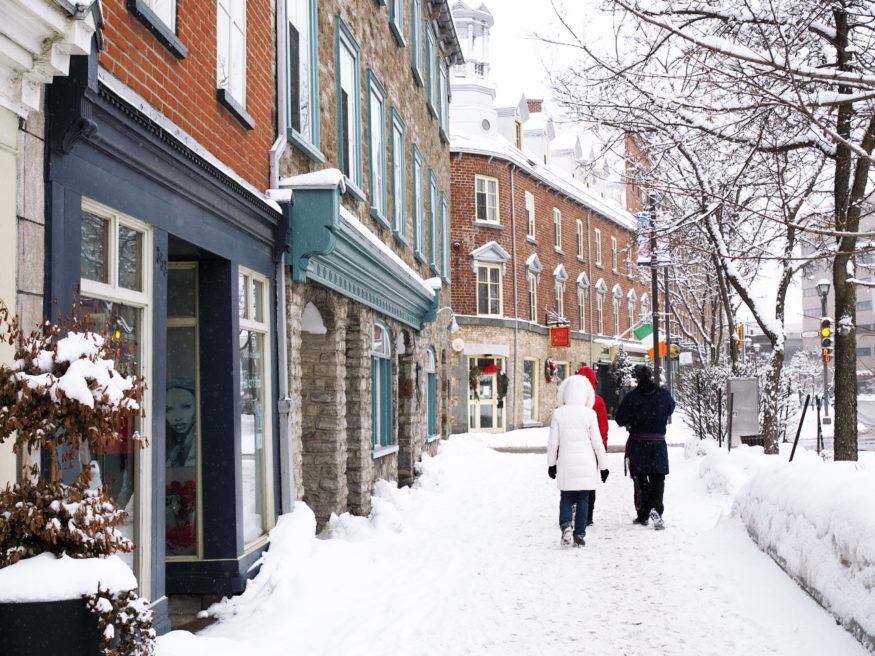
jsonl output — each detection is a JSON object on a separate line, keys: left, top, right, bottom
{"left": 587, "top": 489, "right": 596, "bottom": 525}
{"left": 574, "top": 491, "right": 590, "bottom": 540}
{"left": 652, "top": 474, "right": 666, "bottom": 516}
{"left": 559, "top": 491, "right": 574, "bottom": 528}
{"left": 637, "top": 474, "right": 654, "bottom": 522}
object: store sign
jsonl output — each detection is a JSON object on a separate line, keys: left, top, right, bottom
{"left": 550, "top": 326, "right": 571, "bottom": 348}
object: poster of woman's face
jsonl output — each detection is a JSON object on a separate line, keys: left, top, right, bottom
{"left": 166, "top": 384, "right": 196, "bottom": 468}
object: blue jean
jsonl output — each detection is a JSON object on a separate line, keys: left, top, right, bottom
{"left": 559, "top": 490, "right": 591, "bottom": 538}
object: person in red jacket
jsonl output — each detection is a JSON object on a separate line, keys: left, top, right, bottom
{"left": 577, "top": 367, "right": 608, "bottom": 525}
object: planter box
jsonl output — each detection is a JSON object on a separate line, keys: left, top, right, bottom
{"left": 0, "top": 598, "right": 100, "bottom": 656}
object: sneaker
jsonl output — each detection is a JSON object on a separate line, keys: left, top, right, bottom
{"left": 573, "top": 535, "right": 586, "bottom": 547}
{"left": 649, "top": 509, "right": 665, "bottom": 530}
{"left": 632, "top": 517, "right": 649, "bottom": 526}
{"left": 561, "top": 525, "right": 573, "bottom": 547}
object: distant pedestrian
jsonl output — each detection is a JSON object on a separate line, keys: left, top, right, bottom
{"left": 575, "top": 367, "right": 608, "bottom": 525}
{"left": 615, "top": 364, "right": 675, "bottom": 530}
{"left": 547, "top": 375, "right": 609, "bottom": 547}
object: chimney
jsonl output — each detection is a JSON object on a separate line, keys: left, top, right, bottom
{"left": 527, "top": 99, "right": 543, "bottom": 114}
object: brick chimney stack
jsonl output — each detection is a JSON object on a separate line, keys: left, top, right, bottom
{"left": 527, "top": 99, "right": 543, "bottom": 113}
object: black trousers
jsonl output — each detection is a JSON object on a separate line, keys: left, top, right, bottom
{"left": 634, "top": 474, "right": 665, "bottom": 521}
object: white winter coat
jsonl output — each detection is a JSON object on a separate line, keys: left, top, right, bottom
{"left": 547, "top": 375, "right": 608, "bottom": 491}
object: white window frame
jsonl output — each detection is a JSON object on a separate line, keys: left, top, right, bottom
{"left": 238, "top": 267, "right": 275, "bottom": 547}
{"left": 475, "top": 175, "right": 499, "bottom": 224}
{"left": 372, "top": 322, "right": 396, "bottom": 454}
{"left": 597, "top": 293, "right": 605, "bottom": 334}
{"left": 367, "top": 70, "right": 388, "bottom": 225}
{"left": 428, "top": 170, "right": 438, "bottom": 270}
{"left": 80, "top": 198, "right": 153, "bottom": 593}
{"left": 578, "top": 286, "right": 587, "bottom": 332}
{"left": 287, "top": 0, "right": 321, "bottom": 159}
{"left": 611, "top": 236, "right": 618, "bottom": 272}
{"left": 555, "top": 279, "right": 565, "bottom": 317}
{"left": 425, "top": 24, "right": 437, "bottom": 117}
{"left": 528, "top": 272, "right": 538, "bottom": 322}
{"left": 553, "top": 208, "right": 562, "bottom": 250}
{"left": 337, "top": 19, "right": 364, "bottom": 197}
{"left": 576, "top": 220, "right": 584, "bottom": 258}
{"left": 525, "top": 191, "right": 535, "bottom": 238}
{"left": 438, "top": 60, "right": 449, "bottom": 139}
{"left": 477, "top": 263, "right": 503, "bottom": 316}
{"left": 217, "top": 0, "right": 248, "bottom": 110}
{"left": 612, "top": 296, "right": 621, "bottom": 336}
{"left": 594, "top": 228, "right": 603, "bottom": 266}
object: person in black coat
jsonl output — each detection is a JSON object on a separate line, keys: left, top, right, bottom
{"left": 615, "top": 364, "right": 675, "bottom": 529}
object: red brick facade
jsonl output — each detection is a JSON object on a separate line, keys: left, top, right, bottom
{"left": 99, "top": 0, "right": 274, "bottom": 190}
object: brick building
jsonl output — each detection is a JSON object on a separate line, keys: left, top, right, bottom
{"left": 448, "top": 1, "right": 650, "bottom": 431}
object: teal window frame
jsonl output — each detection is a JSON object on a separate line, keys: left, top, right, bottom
{"left": 389, "top": 0, "right": 406, "bottom": 46}
{"left": 413, "top": 144, "right": 425, "bottom": 262}
{"left": 428, "top": 169, "right": 438, "bottom": 272}
{"left": 367, "top": 69, "right": 388, "bottom": 226}
{"left": 440, "top": 191, "right": 450, "bottom": 283}
{"left": 426, "top": 349, "right": 437, "bottom": 437}
{"left": 336, "top": 18, "right": 365, "bottom": 199}
{"left": 371, "top": 322, "right": 395, "bottom": 451}
{"left": 410, "top": 0, "right": 424, "bottom": 86}
{"left": 390, "top": 108, "right": 407, "bottom": 243}
{"left": 287, "top": 0, "right": 323, "bottom": 161}
{"left": 425, "top": 24, "right": 437, "bottom": 117}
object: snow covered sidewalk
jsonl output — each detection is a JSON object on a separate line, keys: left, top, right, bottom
{"left": 157, "top": 425, "right": 871, "bottom": 656}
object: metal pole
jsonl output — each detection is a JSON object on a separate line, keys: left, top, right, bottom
{"left": 821, "top": 295, "right": 830, "bottom": 419}
{"left": 663, "top": 263, "right": 672, "bottom": 395}
{"left": 649, "top": 202, "right": 661, "bottom": 384}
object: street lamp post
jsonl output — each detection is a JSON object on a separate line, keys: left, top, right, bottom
{"left": 816, "top": 279, "right": 831, "bottom": 423}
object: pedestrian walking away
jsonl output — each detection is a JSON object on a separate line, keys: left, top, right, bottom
{"left": 546, "top": 374, "right": 609, "bottom": 547}
{"left": 614, "top": 364, "right": 675, "bottom": 530}
{"left": 575, "top": 366, "right": 608, "bottom": 526}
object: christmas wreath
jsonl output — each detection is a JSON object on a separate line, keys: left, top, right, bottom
{"left": 497, "top": 371, "right": 509, "bottom": 408}
{"left": 469, "top": 366, "right": 483, "bottom": 400}
{"left": 545, "top": 358, "right": 558, "bottom": 383}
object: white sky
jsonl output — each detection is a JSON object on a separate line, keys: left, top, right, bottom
{"left": 147, "top": 411, "right": 873, "bottom": 655}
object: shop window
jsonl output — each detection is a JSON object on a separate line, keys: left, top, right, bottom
{"left": 288, "top": 0, "right": 322, "bottom": 159}
{"left": 238, "top": 268, "right": 274, "bottom": 545}
{"left": 372, "top": 322, "right": 395, "bottom": 451}
{"left": 166, "top": 264, "right": 200, "bottom": 558}
{"left": 80, "top": 199, "right": 152, "bottom": 588}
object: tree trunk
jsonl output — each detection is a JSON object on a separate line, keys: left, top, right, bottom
{"left": 761, "top": 351, "right": 784, "bottom": 455}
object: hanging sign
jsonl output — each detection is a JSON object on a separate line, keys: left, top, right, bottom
{"left": 550, "top": 326, "right": 571, "bottom": 348}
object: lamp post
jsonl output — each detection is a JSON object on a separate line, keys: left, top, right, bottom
{"left": 816, "top": 279, "right": 831, "bottom": 422}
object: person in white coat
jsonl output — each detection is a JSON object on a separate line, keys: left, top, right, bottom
{"left": 547, "top": 374, "right": 609, "bottom": 547}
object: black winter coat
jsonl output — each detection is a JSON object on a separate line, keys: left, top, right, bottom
{"left": 615, "top": 381, "right": 675, "bottom": 476}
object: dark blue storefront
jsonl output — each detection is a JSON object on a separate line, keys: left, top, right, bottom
{"left": 46, "top": 50, "right": 284, "bottom": 631}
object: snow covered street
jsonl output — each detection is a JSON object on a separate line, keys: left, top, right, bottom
{"left": 157, "top": 418, "right": 870, "bottom": 656}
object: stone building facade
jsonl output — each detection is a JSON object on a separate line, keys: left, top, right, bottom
{"left": 448, "top": 1, "right": 650, "bottom": 431}
{"left": 276, "top": 0, "right": 462, "bottom": 527}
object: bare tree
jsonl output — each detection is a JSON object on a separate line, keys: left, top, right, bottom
{"left": 549, "top": 0, "right": 875, "bottom": 459}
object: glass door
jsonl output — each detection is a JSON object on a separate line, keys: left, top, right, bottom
{"left": 468, "top": 356, "right": 505, "bottom": 432}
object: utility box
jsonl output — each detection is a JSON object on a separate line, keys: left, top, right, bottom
{"left": 727, "top": 377, "right": 760, "bottom": 448}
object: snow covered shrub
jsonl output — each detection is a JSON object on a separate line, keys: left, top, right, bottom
{"left": 0, "top": 469, "right": 132, "bottom": 567}
{"left": 675, "top": 363, "right": 731, "bottom": 442}
{"left": 0, "top": 301, "right": 154, "bottom": 654}
{"left": 86, "top": 585, "right": 156, "bottom": 656}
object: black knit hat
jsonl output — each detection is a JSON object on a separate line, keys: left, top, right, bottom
{"left": 633, "top": 364, "right": 653, "bottom": 383}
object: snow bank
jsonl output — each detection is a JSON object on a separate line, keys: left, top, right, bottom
{"left": 708, "top": 443, "right": 875, "bottom": 651}
{"left": 0, "top": 553, "right": 136, "bottom": 602}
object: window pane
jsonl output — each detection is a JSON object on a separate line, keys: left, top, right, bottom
{"left": 238, "top": 272, "right": 248, "bottom": 318}
{"left": 252, "top": 278, "right": 264, "bottom": 323}
{"left": 240, "top": 330, "right": 267, "bottom": 543}
{"left": 168, "top": 268, "right": 197, "bottom": 318}
{"left": 80, "top": 297, "right": 142, "bottom": 569}
{"left": 147, "top": 0, "right": 176, "bottom": 31}
{"left": 118, "top": 225, "right": 144, "bottom": 291}
{"left": 81, "top": 212, "right": 109, "bottom": 283}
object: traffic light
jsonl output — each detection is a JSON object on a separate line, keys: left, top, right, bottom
{"left": 821, "top": 318, "right": 833, "bottom": 362}
{"left": 737, "top": 324, "right": 743, "bottom": 349}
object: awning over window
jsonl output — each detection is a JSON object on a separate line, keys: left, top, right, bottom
{"left": 283, "top": 171, "right": 439, "bottom": 331}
